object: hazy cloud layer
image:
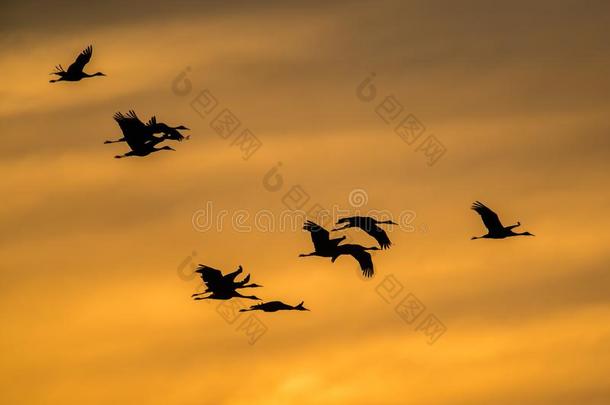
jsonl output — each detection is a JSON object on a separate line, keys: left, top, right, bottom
{"left": 2, "top": 1, "right": 610, "bottom": 404}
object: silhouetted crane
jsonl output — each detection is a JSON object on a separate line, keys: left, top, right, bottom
{"left": 240, "top": 301, "right": 309, "bottom": 312}
{"left": 221, "top": 265, "right": 263, "bottom": 289}
{"left": 299, "top": 220, "right": 379, "bottom": 277}
{"left": 147, "top": 116, "right": 190, "bottom": 142}
{"left": 332, "top": 244, "right": 379, "bottom": 277}
{"left": 333, "top": 216, "right": 396, "bottom": 249}
{"left": 105, "top": 111, "right": 186, "bottom": 144}
{"left": 105, "top": 111, "right": 159, "bottom": 144}
{"left": 471, "top": 201, "right": 534, "bottom": 239}
{"left": 299, "top": 220, "right": 346, "bottom": 259}
{"left": 191, "top": 264, "right": 262, "bottom": 301}
{"left": 111, "top": 111, "right": 175, "bottom": 159}
{"left": 50, "top": 45, "right": 105, "bottom": 83}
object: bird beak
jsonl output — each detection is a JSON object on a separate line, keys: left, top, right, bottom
{"left": 391, "top": 221, "right": 398, "bottom": 225}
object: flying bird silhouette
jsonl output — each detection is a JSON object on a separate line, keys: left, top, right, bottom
{"left": 191, "top": 264, "right": 262, "bottom": 301}
{"left": 104, "top": 111, "right": 189, "bottom": 144}
{"left": 50, "top": 45, "right": 105, "bottom": 83}
{"left": 299, "top": 220, "right": 379, "bottom": 277}
{"left": 105, "top": 111, "right": 159, "bottom": 144}
{"left": 331, "top": 243, "right": 379, "bottom": 278}
{"left": 471, "top": 201, "right": 534, "bottom": 239}
{"left": 111, "top": 111, "right": 176, "bottom": 159}
{"left": 332, "top": 216, "right": 396, "bottom": 249}
{"left": 146, "top": 116, "right": 190, "bottom": 142}
{"left": 239, "top": 301, "right": 309, "bottom": 312}
{"left": 299, "top": 220, "right": 346, "bottom": 259}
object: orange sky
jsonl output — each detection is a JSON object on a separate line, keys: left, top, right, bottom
{"left": 2, "top": 1, "right": 610, "bottom": 404}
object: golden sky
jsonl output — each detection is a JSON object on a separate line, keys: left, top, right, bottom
{"left": 2, "top": 1, "right": 610, "bottom": 404}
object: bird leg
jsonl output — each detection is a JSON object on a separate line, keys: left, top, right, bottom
{"left": 104, "top": 137, "right": 125, "bottom": 144}
{"left": 331, "top": 225, "right": 349, "bottom": 231}
{"left": 299, "top": 252, "right": 315, "bottom": 257}
{"left": 506, "top": 222, "right": 521, "bottom": 230}
{"left": 237, "top": 294, "right": 261, "bottom": 301}
{"left": 241, "top": 284, "right": 261, "bottom": 288}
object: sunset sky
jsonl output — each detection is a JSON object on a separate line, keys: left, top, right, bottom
{"left": 2, "top": 1, "right": 610, "bottom": 403}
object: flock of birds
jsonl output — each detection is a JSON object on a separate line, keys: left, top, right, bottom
{"left": 105, "top": 110, "right": 189, "bottom": 159}
{"left": 50, "top": 46, "right": 190, "bottom": 158}
{"left": 51, "top": 45, "right": 535, "bottom": 314}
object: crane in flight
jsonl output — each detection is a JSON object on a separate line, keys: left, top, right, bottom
{"left": 239, "top": 301, "right": 309, "bottom": 312}
{"left": 299, "top": 220, "right": 379, "bottom": 277}
{"left": 104, "top": 111, "right": 189, "bottom": 144}
{"left": 332, "top": 216, "right": 396, "bottom": 249}
{"left": 146, "top": 116, "right": 190, "bottom": 142}
{"left": 110, "top": 111, "right": 176, "bottom": 159}
{"left": 50, "top": 45, "right": 106, "bottom": 83}
{"left": 471, "top": 201, "right": 534, "bottom": 239}
{"left": 191, "top": 264, "right": 262, "bottom": 301}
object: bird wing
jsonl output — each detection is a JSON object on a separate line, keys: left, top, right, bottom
{"left": 125, "top": 110, "right": 152, "bottom": 130}
{"left": 471, "top": 201, "right": 504, "bottom": 232}
{"left": 153, "top": 119, "right": 186, "bottom": 141}
{"left": 195, "top": 264, "right": 224, "bottom": 288}
{"left": 337, "top": 244, "right": 375, "bottom": 278}
{"left": 113, "top": 112, "right": 145, "bottom": 150}
{"left": 67, "top": 45, "right": 93, "bottom": 74}
{"left": 303, "top": 220, "right": 330, "bottom": 251}
{"left": 146, "top": 116, "right": 165, "bottom": 134}
{"left": 365, "top": 224, "right": 392, "bottom": 249}
{"left": 113, "top": 110, "right": 158, "bottom": 149}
